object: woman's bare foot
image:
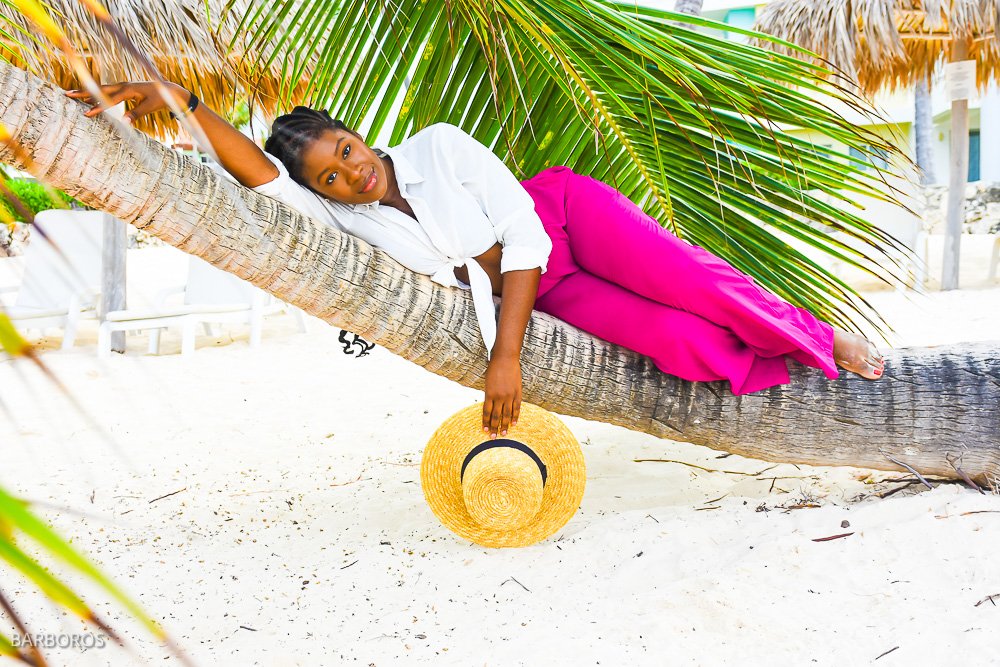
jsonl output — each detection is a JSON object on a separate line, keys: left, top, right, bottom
{"left": 832, "top": 329, "right": 884, "bottom": 380}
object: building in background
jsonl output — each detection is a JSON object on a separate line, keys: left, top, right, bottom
{"left": 644, "top": 0, "right": 999, "bottom": 186}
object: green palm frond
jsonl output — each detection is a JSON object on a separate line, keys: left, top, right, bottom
{"left": 0, "top": 486, "right": 157, "bottom": 638}
{"left": 0, "top": 322, "right": 188, "bottom": 663}
{"left": 0, "top": 632, "right": 22, "bottom": 660}
{"left": 233, "top": 0, "right": 916, "bottom": 336}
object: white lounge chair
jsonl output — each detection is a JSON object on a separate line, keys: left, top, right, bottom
{"left": 3, "top": 209, "right": 103, "bottom": 349}
{"left": 98, "top": 254, "right": 306, "bottom": 357}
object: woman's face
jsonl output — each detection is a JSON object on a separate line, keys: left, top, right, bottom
{"left": 298, "top": 128, "right": 389, "bottom": 205}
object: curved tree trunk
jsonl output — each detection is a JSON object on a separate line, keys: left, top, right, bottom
{"left": 2, "top": 62, "right": 999, "bottom": 483}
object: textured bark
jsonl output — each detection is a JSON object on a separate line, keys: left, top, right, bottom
{"left": 2, "top": 62, "right": 999, "bottom": 483}
{"left": 673, "top": 0, "right": 704, "bottom": 15}
{"left": 914, "top": 79, "right": 935, "bottom": 186}
{"left": 101, "top": 214, "right": 127, "bottom": 352}
{"left": 943, "top": 39, "right": 971, "bottom": 291}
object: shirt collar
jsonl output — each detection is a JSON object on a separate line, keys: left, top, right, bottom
{"left": 351, "top": 144, "right": 424, "bottom": 212}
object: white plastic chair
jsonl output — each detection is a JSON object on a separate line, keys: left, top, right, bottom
{"left": 98, "top": 254, "right": 306, "bottom": 356}
{"left": 4, "top": 209, "right": 103, "bottom": 349}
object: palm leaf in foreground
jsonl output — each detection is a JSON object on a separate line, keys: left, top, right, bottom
{"left": 0, "top": 315, "right": 195, "bottom": 666}
{"left": 235, "top": 0, "right": 917, "bottom": 337}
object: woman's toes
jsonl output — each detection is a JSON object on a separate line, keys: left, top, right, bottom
{"left": 854, "top": 361, "right": 882, "bottom": 380}
{"left": 834, "top": 330, "right": 885, "bottom": 380}
{"left": 832, "top": 329, "right": 886, "bottom": 380}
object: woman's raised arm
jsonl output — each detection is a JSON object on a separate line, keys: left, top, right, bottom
{"left": 65, "top": 81, "right": 279, "bottom": 189}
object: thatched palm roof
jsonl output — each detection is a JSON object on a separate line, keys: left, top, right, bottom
{"left": 753, "top": 0, "right": 1000, "bottom": 94}
{"left": 0, "top": 0, "right": 312, "bottom": 138}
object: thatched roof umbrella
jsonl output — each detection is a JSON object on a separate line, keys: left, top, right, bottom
{"left": 0, "top": 0, "right": 312, "bottom": 140}
{"left": 753, "top": 0, "right": 1000, "bottom": 290}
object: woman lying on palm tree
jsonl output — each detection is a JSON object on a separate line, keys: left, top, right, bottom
{"left": 66, "top": 81, "right": 885, "bottom": 438}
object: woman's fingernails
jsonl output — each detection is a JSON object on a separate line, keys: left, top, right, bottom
{"left": 501, "top": 430, "right": 507, "bottom": 436}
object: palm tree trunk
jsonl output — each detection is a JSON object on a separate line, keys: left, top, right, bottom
{"left": 942, "top": 40, "right": 971, "bottom": 291}
{"left": 2, "top": 62, "right": 998, "bottom": 484}
{"left": 914, "top": 79, "right": 935, "bottom": 186}
{"left": 673, "top": 0, "right": 704, "bottom": 15}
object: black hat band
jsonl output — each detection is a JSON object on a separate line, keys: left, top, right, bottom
{"left": 460, "top": 439, "right": 548, "bottom": 487}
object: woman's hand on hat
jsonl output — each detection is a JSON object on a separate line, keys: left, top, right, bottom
{"left": 483, "top": 355, "right": 521, "bottom": 439}
{"left": 64, "top": 81, "right": 187, "bottom": 125}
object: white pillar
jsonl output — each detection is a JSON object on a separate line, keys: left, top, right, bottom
{"left": 979, "top": 81, "right": 1000, "bottom": 182}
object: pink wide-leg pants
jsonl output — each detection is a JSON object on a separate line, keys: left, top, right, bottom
{"left": 518, "top": 166, "right": 840, "bottom": 395}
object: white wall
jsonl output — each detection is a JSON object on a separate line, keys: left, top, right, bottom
{"left": 979, "top": 82, "right": 1000, "bottom": 182}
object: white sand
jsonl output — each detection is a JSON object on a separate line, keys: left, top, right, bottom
{"left": 1, "top": 248, "right": 999, "bottom": 666}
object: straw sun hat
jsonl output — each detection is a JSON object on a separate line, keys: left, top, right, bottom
{"left": 420, "top": 402, "right": 586, "bottom": 548}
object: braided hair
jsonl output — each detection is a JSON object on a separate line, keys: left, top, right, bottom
{"left": 265, "top": 107, "right": 376, "bottom": 358}
{"left": 263, "top": 106, "right": 359, "bottom": 189}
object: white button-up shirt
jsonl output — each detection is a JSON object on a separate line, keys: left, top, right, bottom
{"left": 251, "top": 122, "right": 553, "bottom": 358}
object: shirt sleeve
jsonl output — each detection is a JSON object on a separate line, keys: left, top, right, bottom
{"left": 228, "top": 151, "right": 349, "bottom": 233}
{"left": 438, "top": 124, "right": 553, "bottom": 274}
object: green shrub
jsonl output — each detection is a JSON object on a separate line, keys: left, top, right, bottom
{"left": 227, "top": 99, "right": 251, "bottom": 130}
{"left": 0, "top": 179, "right": 79, "bottom": 222}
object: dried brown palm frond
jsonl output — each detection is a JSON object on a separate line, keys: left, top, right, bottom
{"left": 0, "top": 0, "right": 315, "bottom": 139}
{"left": 753, "top": 0, "right": 1000, "bottom": 94}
